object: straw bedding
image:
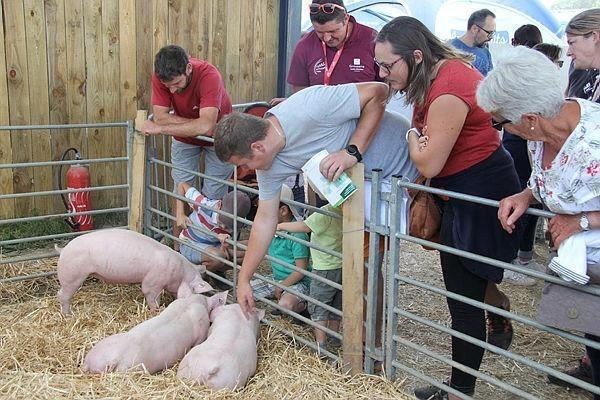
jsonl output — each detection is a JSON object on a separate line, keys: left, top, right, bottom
{"left": 0, "top": 258, "right": 410, "bottom": 400}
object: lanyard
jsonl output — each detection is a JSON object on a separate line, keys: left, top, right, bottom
{"left": 320, "top": 20, "right": 351, "bottom": 85}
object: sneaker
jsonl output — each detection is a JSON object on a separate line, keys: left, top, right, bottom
{"left": 414, "top": 381, "right": 474, "bottom": 400}
{"left": 514, "top": 257, "right": 547, "bottom": 273}
{"left": 547, "top": 358, "right": 593, "bottom": 388}
{"left": 487, "top": 305, "right": 514, "bottom": 350}
{"left": 503, "top": 269, "right": 537, "bottom": 287}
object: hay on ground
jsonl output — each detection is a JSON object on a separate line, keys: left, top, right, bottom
{"left": 0, "top": 258, "right": 410, "bottom": 400}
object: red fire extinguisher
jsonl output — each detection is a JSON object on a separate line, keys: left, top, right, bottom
{"left": 59, "top": 148, "right": 94, "bottom": 231}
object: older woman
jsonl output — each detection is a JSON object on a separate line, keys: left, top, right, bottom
{"left": 375, "top": 16, "right": 523, "bottom": 399}
{"left": 567, "top": 9, "right": 600, "bottom": 101}
{"left": 478, "top": 45, "right": 600, "bottom": 399}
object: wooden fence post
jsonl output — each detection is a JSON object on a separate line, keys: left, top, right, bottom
{"left": 342, "top": 162, "right": 365, "bottom": 374}
{"left": 129, "top": 110, "right": 148, "bottom": 233}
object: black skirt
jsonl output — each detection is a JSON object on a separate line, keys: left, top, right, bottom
{"left": 432, "top": 146, "right": 524, "bottom": 283}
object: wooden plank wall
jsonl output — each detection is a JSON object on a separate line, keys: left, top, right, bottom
{"left": 0, "top": 0, "right": 280, "bottom": 218}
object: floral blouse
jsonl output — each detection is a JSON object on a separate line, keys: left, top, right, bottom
{"left": 527, "top": 98, "right": 600, "bottom": 214}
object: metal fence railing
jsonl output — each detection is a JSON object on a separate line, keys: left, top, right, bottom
{"left": 374, "top": 172, "right": 600, "bottom": 399}
{"left": 0, "top": 121, "right": 133, "bottom": 272}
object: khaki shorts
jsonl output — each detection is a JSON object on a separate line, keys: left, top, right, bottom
{"left": 308, "top": 269, "right": 342, "bottom": 321}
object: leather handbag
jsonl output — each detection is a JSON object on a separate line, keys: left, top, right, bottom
{"left": 408, "top": 175, "right": 441, "bottom": 245}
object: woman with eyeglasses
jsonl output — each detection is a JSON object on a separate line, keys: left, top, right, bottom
{"left": 478, "top": 45, "right": 600, "bottom": 400}
{"left": 567, "top": 9, "right": 600, "bottom": 102}
{"left": 375, "top": 16, "right": 523, "bottom": 400}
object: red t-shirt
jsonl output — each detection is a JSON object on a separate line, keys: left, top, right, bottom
{"left": 287, "top": 16, "right": 380, "bottom": 87}
{"left": 151, "top": 58, "right": 232, "bottom": 146}
{"left": 412, "top": 60, "right": 500, "bottom": 177}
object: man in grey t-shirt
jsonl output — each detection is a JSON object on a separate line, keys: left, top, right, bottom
{"left": 214, "top": 82, "right": 417, "bottom": 315}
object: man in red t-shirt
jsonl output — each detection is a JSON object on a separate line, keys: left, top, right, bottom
{"left": 143, "top": 45, "right": 234, "bottom": 248}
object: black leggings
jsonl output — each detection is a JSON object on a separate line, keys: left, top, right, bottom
{"left": 587, "top": 334, "right": 600, "bottom": 400}
{"left": 439, "top": 202, "right": 487, "bottom": 392}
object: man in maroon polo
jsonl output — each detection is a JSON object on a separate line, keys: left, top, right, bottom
{"left": 272, "top": 0, "right": 380, "bottom": 105}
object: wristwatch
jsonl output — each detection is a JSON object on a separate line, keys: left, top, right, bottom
{"left": 345, "top": 144, "right": 363, "bottom": 163}
{"left": 580, "top": 213, "right": 590, "bottom": 231}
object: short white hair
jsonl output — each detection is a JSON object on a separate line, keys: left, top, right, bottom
{"left": 476, "top": 46, "right": 565, "bottom": 123}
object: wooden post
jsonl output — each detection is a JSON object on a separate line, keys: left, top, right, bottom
{"left": 342, "top": 163, "right": 365, "bottom": 374}
{"left": 129, "top": 110, "right": 147, "bottom": 233}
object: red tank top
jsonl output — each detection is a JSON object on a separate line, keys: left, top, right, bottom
{"left": 412, "top": 60, "right": 500, "bottom": 177}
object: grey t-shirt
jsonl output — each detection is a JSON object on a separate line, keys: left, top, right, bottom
{"left": 257, "top": 83, "right": 418, "bottom": 200}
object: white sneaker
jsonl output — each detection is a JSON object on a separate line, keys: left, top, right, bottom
{"left": 503, "top": 269, "right": 537, "bottom": 286}
{"left": 504, "top": 260, "right": 537, "bottom": 287}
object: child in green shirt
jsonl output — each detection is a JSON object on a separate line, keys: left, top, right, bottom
{"left": 277, "top": 204, "right": 342, "bottom": 352}
{"left": 250, "top": 185, "right": 310, "bottom": 315}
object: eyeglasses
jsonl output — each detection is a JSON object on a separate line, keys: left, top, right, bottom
{"left": 309, "top": 3, "right": 346, "bottom": 14}
{"left": 492, "top": 119, "right": 511, "bottom": 130}
{"left": 374, "top": 56, "right": 403, "bottom": 74}
{"left": 476, "top": 24, "right": 495, "bottom": 38}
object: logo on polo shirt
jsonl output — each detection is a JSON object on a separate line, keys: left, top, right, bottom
{"left": 314, "top": 58, "right": 326, "bottom": 75}
{"left": 349, "top": 58, "right": 365, "bottom": 73}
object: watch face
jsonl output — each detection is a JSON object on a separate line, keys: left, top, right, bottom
{"left": 581, "top": 215, "right": 590, "bottom": 230}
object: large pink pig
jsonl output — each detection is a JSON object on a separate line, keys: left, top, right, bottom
{"left": 82, "top": 292, "right": 228, "bottom": 374}
{"left": 177, "top": 303, "right": 265, "bottom": 390}
{"left": 56, "top": 228, "right": 212, "bottom": 316}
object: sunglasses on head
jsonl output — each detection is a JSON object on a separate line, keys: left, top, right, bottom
{"left": 492, "top": 119, "right": 511, "bottom": 130}
{"left": 309, "top": 2, "right": 346, "bottom": 14}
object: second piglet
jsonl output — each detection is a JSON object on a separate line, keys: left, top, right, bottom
{"left": 57, "top": 229, "right": 213, "bottom": 316}
{"left": 82, "top": 291, "right": 227, "bottom": 374}
{"left": 177, "top": 303, "right": 264, "bottom": 390}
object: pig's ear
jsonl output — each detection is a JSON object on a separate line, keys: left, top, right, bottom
{"left": 196, "top": 263, "right": 207, "bottom": 274}
{"left": 256, "top": 309, "right": 266, "bottom": 321}
{"left": 215, "top": 290, "right": 228, "bottom": 305}
{"left": 193, "top": 279, "right": 213, "bottom": 294}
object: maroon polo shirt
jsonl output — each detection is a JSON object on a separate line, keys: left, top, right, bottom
{"left": 287, "top": 16, "right": 381, "bottom": 87}
{"left": 151, "top": 58, "right": 232, "bottom": 146}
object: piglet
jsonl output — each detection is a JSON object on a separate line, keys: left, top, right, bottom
{"left": 56, "top": 228, "right": 212, "bottom": 316}
{"left": 177, "top": 303, "right": 265, "bottom": 390}
{"left": 82, "top": 291, "right": 228, "bottom": 374}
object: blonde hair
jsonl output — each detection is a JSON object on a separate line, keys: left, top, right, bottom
{"left": 566, "top": 8, "right": 600, "bottom": 36}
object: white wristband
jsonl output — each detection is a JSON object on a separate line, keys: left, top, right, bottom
{"left": 405, "top": 128, "right": 422, "bottom": 142}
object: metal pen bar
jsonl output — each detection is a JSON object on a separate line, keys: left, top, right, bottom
{"left": 396, "top": 232, "right": 600, "bottom": 296}
{"left": 384, "top": 175, "right": 403, "bottom": 378}
{"left": 0, "top": 271, "right": 57, "bottom": 284}
{"left": 148, "top": 208, "right": 342, "bottom": 290}
{"left": 393, "top": 307, "right": 600, "bottom": 395}
{"left": 395, "top": 274, "right": 600, "bottom": 350}
{"left": 0, "top": 207, "right": 128, "bottom": 225}
{"left": 394, "top": 336, "right": 537, "bottom": 399}
{"left": 364, "top": 169, "right": 382, "bottom": 374}
{"left": 256, "top": 295, "right": 342, "bottom": 340}
{"left": 146, "top": 225, "right": 343, "bottom": 317}
{"left": 232, "top": 101, "right": 271, "bottom": 110}
{"left": 232, "top": 169, "right": 239, "bottom": 299}
{"left": 0, "top": 226, "right": 128, "bottom": 246}
{"left": 149, "top": 158, "right": 341, "bottom": 219}
{"left": 0, "top": 157, "right": 128, "bottom": 170}
{"left": 397, "top": 180, "right": 554, "bottom": 219}
{"left": 0, "top": 122, "right": 129, "bottom": 130}
{"left": 148, "top": 187, "right": 343, "bottom": 260}
{"left": 391, "top": 361, "right": 475, "bottom": 400}
{"left": 260, "top": 318, "right": 340, "bottom": 362}
{"left": 0, "top": 184, "right": 129, "bottom": 200}
{"left": 0, "top": 252, "right": 59, "bottom": 265}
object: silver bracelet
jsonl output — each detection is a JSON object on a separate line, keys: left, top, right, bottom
{"left": 405, "top": 127, "right": 422, "bottom": 142}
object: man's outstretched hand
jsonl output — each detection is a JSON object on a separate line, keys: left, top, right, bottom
{"left": 236, "top": 280, "right": 256, "bottom": 319}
